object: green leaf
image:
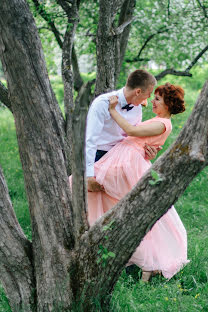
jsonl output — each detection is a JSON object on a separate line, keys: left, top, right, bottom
{"left": 102, "top": 254, "right": 108, "bottom": 260}
{"left": 151, "top": 169, "right": 160, "bottom": 180}
{"left": 108, "top": 252, "right": 115, "bottom": 258}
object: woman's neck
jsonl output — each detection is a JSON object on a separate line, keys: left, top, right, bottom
{"left": 156, "top": 112, "right": 171, "bottom": 119}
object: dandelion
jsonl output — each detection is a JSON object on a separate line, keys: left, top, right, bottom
{"left": 165, "top": 297, "right": 169, "bottom": 301}
{"left": 173, "top": 298, "right": 176, "bottom": 302}
{"left": 195, "top": 294, "right": 200, "bottom": 299}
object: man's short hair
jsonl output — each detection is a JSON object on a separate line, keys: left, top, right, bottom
{"left": 126, "top": 69, "right": 156, "bottom": 91}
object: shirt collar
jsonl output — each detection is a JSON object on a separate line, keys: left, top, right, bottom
{"left": 116, "top": 88, "right": 128, "bottom": 108}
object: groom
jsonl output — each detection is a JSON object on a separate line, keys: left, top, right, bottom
{"left": 86, "top": 69, "right": 158, "bottom": 192}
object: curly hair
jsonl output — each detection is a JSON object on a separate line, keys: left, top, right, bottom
{"left": 155, "top": 83, "right": 185, "bottom": 115}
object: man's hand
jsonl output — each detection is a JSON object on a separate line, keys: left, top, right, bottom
{"left": 87, "top": 177, "right": 105, "bottom": 192}
{"left": 144, "top": 144, "right": 162, "bottom": 160}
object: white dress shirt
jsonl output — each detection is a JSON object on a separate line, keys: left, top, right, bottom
{"left": 86, "top": 88, "right": 142, "bottom": 177}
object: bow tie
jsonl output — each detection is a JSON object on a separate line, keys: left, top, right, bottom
{"left": 122, "top": 104, "right": 134, "bottom": 111}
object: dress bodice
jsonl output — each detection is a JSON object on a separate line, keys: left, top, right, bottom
{"left": 123, "top": 116, "right": 172, "bottom": 148}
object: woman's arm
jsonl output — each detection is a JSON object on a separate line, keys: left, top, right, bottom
{"left": 109, "top": 96, "right": 165, "bottom": 137}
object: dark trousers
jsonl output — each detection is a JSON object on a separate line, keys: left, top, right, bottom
{"left": 95, "top": 149, "right": 108, "bottom": 162}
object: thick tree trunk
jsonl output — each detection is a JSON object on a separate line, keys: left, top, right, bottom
{"left": 0, "top": 1, "right": 74, "bottom": 310}
{"left": 95, "top": 0, "right": 117, "bottom": 96}
{"left": 95, "top": 0, "right": 136, "bottom": 96}
{"left": 115, "top": 0, "right": 136, "bottom": 83}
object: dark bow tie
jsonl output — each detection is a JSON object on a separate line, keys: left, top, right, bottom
{"left": 122, "top": 104, "right": 134, "bottom": 111}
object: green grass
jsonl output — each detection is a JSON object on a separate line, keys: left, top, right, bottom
{"left": 0, "top": 68, "right": 208, "bottom": 311}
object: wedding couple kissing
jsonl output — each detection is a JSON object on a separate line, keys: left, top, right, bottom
{"left": 85, "top": 69, "right": 189, "bottom": 281}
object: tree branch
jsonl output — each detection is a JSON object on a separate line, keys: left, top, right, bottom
{"left": 71, "top": 80, "right": 95, "bottom": 239}
{"left": 196, "top": 0, "right": 208, "bottom": 21}
{"left": 112, "top": 16, "right": 137, "bottom": 35}
{"left": 155, "top": 68, "right": 192, "bottom": 81}
{"left": 126, "top": 27, "right": 169, "bottom": 63}
{"left": 167, "top": 0, "right": 171, "bottom": 17}
{"left": 33, "top": 0, "right": 84, "bottom": 94}
{"left": 111, "top": 0, "right": 126, "bottom": 17}
{"left": 115, "top": 0, "right": 136, "bottom": 83}
{"left": 0, "top": 166, "right": 35, "bottom": 311}
{"left": 72, "top": 45, "right": 84, "bottom": 92}
{"left": 185, "top": 44, "right": 208, "bottom": 72}
{"left": 155, "top": 44, "right": 208, "bottom": 81}
{"left": 32, "top": 0, "right": 63, "bottom": 48}
{"left": 0, "top": 81, "right": 12, "bottom": 112}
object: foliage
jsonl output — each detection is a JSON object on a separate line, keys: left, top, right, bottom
{"left": 25, "top": 0, "right": 208, "bottom": 78}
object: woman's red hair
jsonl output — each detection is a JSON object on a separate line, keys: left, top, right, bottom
{"left": 155, "top": 83, "right": 185, "bottom": 114}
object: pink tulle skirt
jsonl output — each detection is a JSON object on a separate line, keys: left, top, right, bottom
{"left": 86, "top": 140, "right": 189, "bottom": 278}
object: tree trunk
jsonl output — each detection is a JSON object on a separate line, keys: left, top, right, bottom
{"left": 95, "top": 0, "right": 117, "bottom": 96}
{"left": 0, "top": 1, "right": 74, "bottom": 309}
{"left": 0, "top": 166, "right": 35, "bottom": 311}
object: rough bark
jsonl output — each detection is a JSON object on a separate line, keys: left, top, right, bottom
{"left": 115, "top": 0, "right": 136, "bottom": 82}
{"left": 95, "top": 0, "right": 136, "bottom": 96}
{"left": 0, "top": 166, "right": 35, "bottom": 311}
{"left": 0, "top": 1, "right": 74, "bottom": 309}
{"left": 71, "top": 81, "right": 96, "bottom": 239}
{"left": 57, "top": 0, "right": 81, "bottom": 175}
{"left": 0, "top": 81, "right": 12, "bottom": 112}
{"left": 95, "top": 0, "right": 117, "bottom": 96}
{"left": 72, "top": 45, "right": 84, "bottom": 92}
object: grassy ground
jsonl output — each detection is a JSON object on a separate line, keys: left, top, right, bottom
{"left": 0, "top": 68, "right": 208, "bottom": 311}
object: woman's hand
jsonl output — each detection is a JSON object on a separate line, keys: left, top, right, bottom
{"left": 109, "top": 95, "right": 118, "bottom": 111}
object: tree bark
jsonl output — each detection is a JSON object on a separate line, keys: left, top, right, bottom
{"left": 0, "top": 166, "right": 35, "bottom": 312}
{"left": 57, "top": 0, "right": 81, "bottom": 175}
{"left": 95, "top": 0, "right": 117, "bottom": 96}
{"left": 0, "top": 81, "right": 12, "bottom": 111}
{"left": 115, "top": 0, "right": 136, "bottom": 83}
{"left": 95, "top": 0, "right": 136, "bottom": 96}
{"left": 0, "top": 1, "right": 75, "bottom": 309}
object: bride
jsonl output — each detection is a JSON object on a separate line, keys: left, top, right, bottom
{"left": 87, "top": 82, "right": 189, "bottom": 281}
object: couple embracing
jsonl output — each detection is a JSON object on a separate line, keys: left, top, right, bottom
{"left": 85, "top": 69, "right": 189, "bottom": 281}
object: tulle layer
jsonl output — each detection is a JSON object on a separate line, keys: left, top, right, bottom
{"left": 127, "top": 207, "right": 190, "bottom": 279}
{"left": 87, "top": 140, "right": 189, "bottom": 279}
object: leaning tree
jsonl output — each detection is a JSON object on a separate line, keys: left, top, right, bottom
{"left": 0, "top": 0, "right": 208, "bottom": 311}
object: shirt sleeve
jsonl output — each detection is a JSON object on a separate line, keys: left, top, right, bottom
{"left": 85, "top": 98, "right": 110, "bottom": 177}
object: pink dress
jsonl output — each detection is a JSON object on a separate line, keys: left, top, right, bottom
{"left": 88, "top": 117, "right": 189, "bottom": 279}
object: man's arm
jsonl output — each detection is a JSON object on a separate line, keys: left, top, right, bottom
{"left": 86, "top": 98, "right": 109, "bottom": 191}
